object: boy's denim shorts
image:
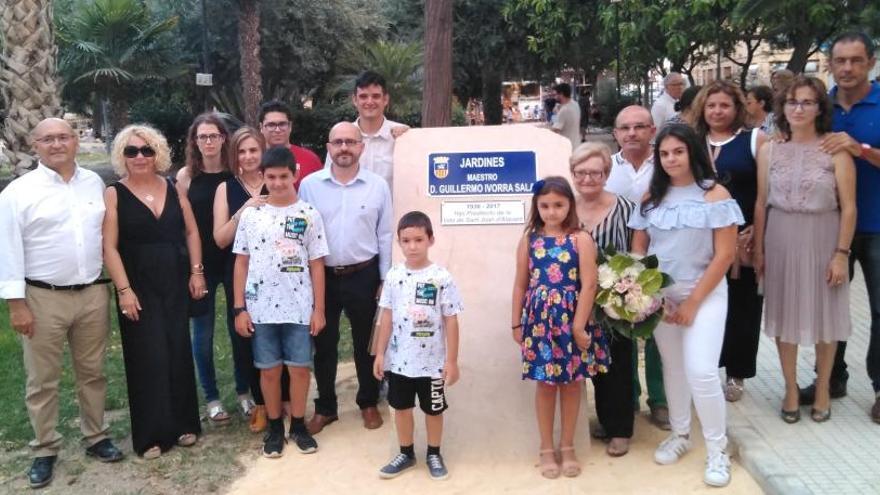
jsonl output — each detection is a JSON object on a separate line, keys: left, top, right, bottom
{"left": 252, "top": 323, "right": 312, "bottom": 368}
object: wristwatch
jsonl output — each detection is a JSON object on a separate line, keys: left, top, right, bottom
{"left": 861, "top": 143, "right": 872, "bottom": 158}
{"left": 233, "top": 307, "right": 247, "bottom": 316}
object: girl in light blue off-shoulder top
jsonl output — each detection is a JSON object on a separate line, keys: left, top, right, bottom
{"left": 629, "top": 124, "right": 744, "bottom": 488}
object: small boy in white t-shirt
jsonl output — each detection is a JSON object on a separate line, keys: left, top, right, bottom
{"left": 372, "top": 211, "right": 463, "bottom": 480}
{"left": 232, "top": 146, "right": 329, "bottom": 458}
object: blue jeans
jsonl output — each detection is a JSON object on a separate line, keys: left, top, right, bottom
{"left": 840, "top": 233, "right": 880, "bottom": 392}
{"left": 190, "top": 271, "right": 250, "bottom": 402}
{"left": 252, "top": 323, "right": 313, "bottom": 369}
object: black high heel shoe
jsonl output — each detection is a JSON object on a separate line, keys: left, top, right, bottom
{"left": 780, "top": 408, "right": 801, "bottom": 424}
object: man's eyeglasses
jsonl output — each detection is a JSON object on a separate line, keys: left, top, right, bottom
{"left": 262, "top": 122, "right": 290, "bottom": 132}
{"left": 123, "top": 145, "right": 156, "bottom": 158}
{"left": 328, "top": 139, "right": 363, "bottom": 147}
{"left": 34, "top": 134, "right": 75, "bottom": 145}
{"left": 784, "top": 100, "right": 818, "bottom": 111}
{"left": 615, "top": 124, "right": 652, "bottom": 133}
{"left": 196, "top": 133, "right": 224, "bottom": 143}
{"left": 572, "top": 170, "right": 605, "bottom": 181}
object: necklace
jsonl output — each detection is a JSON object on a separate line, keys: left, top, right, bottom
{"left": 145, "top": 193, "right": 155, "bottom": 202}
{"left": 238, "top": 175, "right": 263, "bottom": 196}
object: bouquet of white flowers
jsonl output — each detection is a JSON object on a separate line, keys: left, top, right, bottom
{"left": 593, "top": 245, "right": 673, "bottom": 339}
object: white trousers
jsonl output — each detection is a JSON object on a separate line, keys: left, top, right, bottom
{"left": 654, "top": 284, "right": 728, "bottom": 454}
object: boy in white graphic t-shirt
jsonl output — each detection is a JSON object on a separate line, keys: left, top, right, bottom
{"left": 373, "top": 211, "right": 463, "bottom": 480}
{"left": 232, "top": 146, "right": 329, "bottom": 459}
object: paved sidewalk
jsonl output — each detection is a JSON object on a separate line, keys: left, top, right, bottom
{"left": 728, "top": 267, "right": 880, "bottom": 495}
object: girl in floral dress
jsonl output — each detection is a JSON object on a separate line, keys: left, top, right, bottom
{"left": 511, "top": 176, "right": 610, "bottom": 479}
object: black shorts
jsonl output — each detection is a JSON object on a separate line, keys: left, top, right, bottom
{"left": 386, "top": 372, "right": 448, "bottom": 416}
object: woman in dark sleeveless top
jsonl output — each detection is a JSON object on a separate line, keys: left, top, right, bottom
{"left": 103, "top": 125, "right": 204, "bottom": 459}
{"left": 214, "top": 127, "right": 270, "bottom": 432}
{"left": 691, "top": 81, "right": 768, "bottom": 403}
{"left": 176, "top": 113, "right": 241, "bottom": 424}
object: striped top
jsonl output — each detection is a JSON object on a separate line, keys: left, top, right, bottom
{"left": 580, "top": 195, "right": 636, "bottom": 253}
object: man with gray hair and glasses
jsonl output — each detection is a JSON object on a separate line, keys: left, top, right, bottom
{"left": 651, "top": 72, "right": 686, "bottom": 127}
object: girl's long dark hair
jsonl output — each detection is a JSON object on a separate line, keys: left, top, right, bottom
{"left": 525, "top": 175, "right": 580, "bottom": 234}
{"left": 641, "top": 124, "right": 717, "bottom": 215}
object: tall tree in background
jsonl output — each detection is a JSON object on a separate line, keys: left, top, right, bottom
{"left": 421, "top": 0, "right": 452, "bottom": 127}
{"left": 238, "top": 0, "right": 262, "bottom": 126}
{"left": 0, "top": 0, "right": 62, "bottom": 175}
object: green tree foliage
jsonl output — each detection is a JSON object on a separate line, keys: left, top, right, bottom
{"left": 56, "top": 0, "right": 182, "bottom": 136}
{"left": 734, "top": 0, "right": 880, "bottom": 72}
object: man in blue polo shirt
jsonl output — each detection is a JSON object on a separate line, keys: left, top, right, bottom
{"left": 799, "top": 31, "right": 880, "bottom": 424}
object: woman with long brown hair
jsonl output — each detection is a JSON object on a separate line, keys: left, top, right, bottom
{"left": 690, "top": 81, "right": 767, "bottom": 403}
{"left": 176, "top": 113, "right": 240, "bottom": 424}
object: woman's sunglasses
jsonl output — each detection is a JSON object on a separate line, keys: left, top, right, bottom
{"left": 123, "top": 145, "right": 156, "bottom": 158}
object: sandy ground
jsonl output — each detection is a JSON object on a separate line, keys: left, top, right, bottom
{"left": 227, "top": 365, "right": 763, "bottom": 495}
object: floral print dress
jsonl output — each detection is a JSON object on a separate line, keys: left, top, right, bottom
{"left": 520, "top": 233, "right": 610, "bottom": 383}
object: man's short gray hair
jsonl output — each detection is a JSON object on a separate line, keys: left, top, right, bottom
{"left": 663, "top": 72, "right": 684, "bottom": 87}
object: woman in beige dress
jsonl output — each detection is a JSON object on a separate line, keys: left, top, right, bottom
{"left": 753, "top": 76, "right": 856, "bottom": 423}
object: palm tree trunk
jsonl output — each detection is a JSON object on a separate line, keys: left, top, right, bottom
{"left": 0, "top": 0, "right": 62, "bottom": 175}
{"left": 238, "top": 0, "right": 262, "bottom": 127}
{"left": 421, "top": 0, "right": 453, "bottom": 127}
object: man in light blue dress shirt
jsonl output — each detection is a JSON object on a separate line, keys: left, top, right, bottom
{"left": 300, "top": 121, "right": 393, "bottom": 434}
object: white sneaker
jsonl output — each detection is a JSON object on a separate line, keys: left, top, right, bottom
{"left": 704, "top": 451, "right": 731, "bottom": 487}
{"left": 654, "top": 433, "right": 692, "bottom": 465}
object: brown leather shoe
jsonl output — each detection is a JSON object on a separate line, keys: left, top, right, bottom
{"left": 361, "top": 406, "right": 383, "bottom": 429}
{"left": 307, "top": 413, "right": 338, "bottom": 435}
{"left": 872, "top": 396, "right": 880, "bottom": 424}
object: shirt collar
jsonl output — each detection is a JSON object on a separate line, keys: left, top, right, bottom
{"left": 318, "top": 165, "right": 367, "bottom": 186}
{"left": 830, "top": 81, "right": 880, "bottom": 108}
{"left": 355, "top": 116, "right": 394, "bottom": 140}
{"left": 614, "top": 150, "right": 654, "bottom": 169}
{"left": 36, "top": 161, "right": 82, "bottom": 183}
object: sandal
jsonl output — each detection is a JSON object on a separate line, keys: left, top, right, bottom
{"left": 537, "top": 449, "right": 560, "bottom": 479}
{"left": 142, "top": 446, "right": 161, "bottom": 460}
{"left": 780, "top": 408, "right": 801, "bottom": 424}
{"left": 606, "top": 437, "right": 630, "bottom": 457}
{"left": 207, "top": 402, "right": 231, "bottom": 425}
{"left": 239, "top": 396, "right": 256, "bottom": 418}
{"left": 810, "top": 407, "right": 831, "bottom": 423}
{"left": 177, "top": 433, "right": 197, "bottom": 447}
{"left": 559, "top": 446, "right": 581, "bottom": 477}
{"left": 249, "top": 405, "right": 267, "bottom": 433}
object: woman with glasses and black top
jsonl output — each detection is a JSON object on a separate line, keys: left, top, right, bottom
{"left": 175, "top": 113, "right": 245, "bottom": 425}
{"left": 571, "top": 141, "right": 637, "bottom": 457}
{"left": 103, "top": 125, "right": 205, "bottom": 458}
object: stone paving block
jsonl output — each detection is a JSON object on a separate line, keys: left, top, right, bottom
{"left": 727, "top": 267, "right": 880, "bottom": 494}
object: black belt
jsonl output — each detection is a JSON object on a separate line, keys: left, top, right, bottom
{"left": 326, "top": 257, "right": 377, "bottom": 276}
{"left": 25, "top": 278, "right": 111, "bottom": 291}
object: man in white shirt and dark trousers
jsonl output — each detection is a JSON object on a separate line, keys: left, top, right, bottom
{"left": 0, "top": 118, "right": 123, "bottom": 489}
{"left": 604, "top": 106, "right": 671, "bottom": 431}
{"left": 324, "top": 70, "right": 409, "bottom": 190}
{"left": 301, "top": 122, "right": 393, "bottom": 434}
